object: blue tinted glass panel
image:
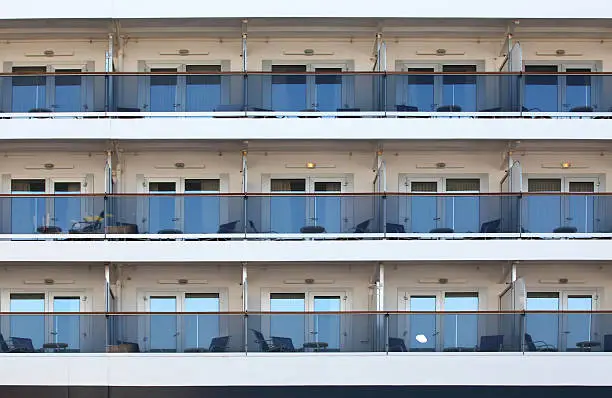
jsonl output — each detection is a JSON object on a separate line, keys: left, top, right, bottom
{"left": 526, "top": 293, "right": 559, "bottom": 349}
{"left": 524, "top": 66, "right": 559, "bottom": 112}
{"left": 271, "top": 65, "right": 307, "bottom": 111}
{"left": 148, "top": 182, "right": 176, "bottom": 233}
{"left": 406, "top": 69, "right": 435, "bottom": 112}
{"left": 410, "top": 196, "right": 438, "bottom": 232}
{"left": 10, "top": 294, "right": 45, "bottom": 350}
{"left": 409, "top": 296, "right": 436, "bottom": 350}
{"left": 443, "top": 294, "right": 478, "bottom": 349}
{"left": 54, "top": 74, "right": 81, "bottom": 112}
{"left": 442, "top": 65, "right": 477, "bottom": 112}
{"left": 149, "top": 73, "right": 177, "bottom": 112}
{"left": 185, "top": 74, "right": 221, "bottom": 111}
{"left": 184, "top": 294, "right": 219, "bottom": 351}
{"left": 12, "top": 73, "right": 46, "bottom": 112}
{"left": 149, "top": 297, "right": 177, "bottom": 352}
{"left": 315, "top": 71, "right": 342, "bottom": 111}
{"left": 565, "top": 71, "right": 592, "bottom": 111}
{"left": 271, "top": 294, "right": 305, "bottom": 348}
{"left": 444, "top": 197, "right": 479, "bottom": 233}
{"left": 53, "top": 297, "right": 80, "bottom": 351}
{"left": 270, "top": 197, "right": 306, "bottom": 233}
{"left": 565, "top": 296, "right": 592, "bottom": 350}
{"left": 313, "top": 297, "right": 341, "bottom": 349}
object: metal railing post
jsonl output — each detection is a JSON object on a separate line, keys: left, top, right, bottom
{"left": 384, "top": 313, "right": 390, "bottom": 354}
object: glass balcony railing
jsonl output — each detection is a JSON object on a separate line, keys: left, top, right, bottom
{"left": 1, "top": 72, "right": 611, "bottom": 117}
{"left": 2, "top": 312, "right": 610, "bottom": 354}
{"left": 1, "top": 193, "right": 611, "bottom": 238}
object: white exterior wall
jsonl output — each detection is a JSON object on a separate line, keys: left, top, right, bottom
{"left": 1, "top": 261, "right": 610, "bottom": 312}
{"left": 0, "top": 264, "right": 106, "bottom": 312}
{"left": 3, "top": 0, "right": 612, "bottom": 19}
{"left": 0, "top": 152, "right": 107, "bottom": 194}
{"left": 2, "top": 37, "right": 612, "bottom": 72}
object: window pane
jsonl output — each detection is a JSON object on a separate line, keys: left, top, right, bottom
{"left": 411, "top": 181, "right": 438, "bottom": 192}
{"left": 54, "top": 69, "right": 82, "bottom": 112}
{"left": 185, "top": 64, "right": 222, "bottom": 111}
{"left": 568, "top": 181, "right": 595, "bottom": 193}
{"left": 443, "top": 293, "right": 478, "bottom": 350}
{"left": 52, "top": 297, "right": 81, "bottom": 351}
{"left": 12, "top": 67, "right": 47, "bottom": 112}
{"left": 149, "top": 68, "right": 178, "bottom": 112}
{"left": 442, "top": 65, "right": 477, "bottom": 112}
{"left": 406, "top": 68, "right": 435, "bottom": 112}
{"left": 409, "top": 296, "right": 436, "bottom": 350}
{"left": 184, "top": 293, "right": 220, "bottom": 351}
{"left": 313, "top": 296, "right": 341, "bottom": 349}
{"left": 270, "top": 293, "right": 305, "bottom": 348}
{"left": 566, "top": 295, "right": 593, "bottom": 350}
{"left": 528, "top": 179, "right": 562, "bottom": 192}
{"left": 10, "top": 293, "right": 45, "bottom": 351}
{"left": 149, "top": 297, "right": 177, "bottom": 352}
{"left": 11, "top": 179, "right": 46, "bottom": 234}
{"left": 524, "top": 65, "right": 559, "bottom": 112}
{"left": 565, "top": 68, "right": 592, "bottom": 111}
{"left": 526, "top": 292, "right": 559, "bottom": 350}
{"left": 446, "top": 179, "right": 480, "bottom": 192}
{"left": 271, "top": 65, "right": 307, "bottom": 111}
{"left": 185, "top": 179, "right": 220, "bottom": 192}
{"left": 315, "top": 68, "right": 342, "bottom": 111}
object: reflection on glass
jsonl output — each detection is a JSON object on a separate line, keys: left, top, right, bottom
{"left": 526, "top": 179, "right": 562, "bottom": 233}
{"left": 313, "top": 296, "right": 341, "bottom": 349}
{"left": 54, "top": 73, "right": 82, "bottom": 112}
{"left": 149, "top": 70, "right": 178, "bottom": 112}
{"left": 271, "top": 65, "right": 307, "bottom": 111}
{"left": 184, "top": 294, "right": 220, "bottom": 351}
{"left": 410, "top": 196, "right": 437, "bottom": 233}
{"left": 409, "top": 296, "right": 437, "bottom": 351}
{"left": 315, "top": 69, "right": 342, "bottom": 111}
{"left": 270, "top": 179, "right": 307, "bottom": 233}
{"left": 149, "top": 297, "right": 177, "bottom": 352}
{"left": 567, "top": 195, "right": 595, "bottom": 233}
{"left": 53, "top": 182, "right": 81, "bottom": 233}
{"left": 10, "top": 293, "right": 45, "bottom": 350}
{"left": 53, "top": 297, "right": 81, "bottom": 351}
{"left": 270, "top": 293, "right": 305, "bottom": 348}
{"left": 526, "top": 292, "right": 560, "bottom": 350}
{"left": 565, "top": 296, "right": 593, "bottom": 350}
{"left": 149, "top": 182, "right": 177, "bottom": 233}
{"left": 443, "top": 293, "right": 478, "bottom": 349}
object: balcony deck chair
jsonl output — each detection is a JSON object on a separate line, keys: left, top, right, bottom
{"left": 603, "top": 335, "right": 612, "bottom": 352}
{"left": 212, "top": 220, "right": 242, "bottom": 241}
{"left": 9, "top": 337, "right": 37, "bottom": 353}
{"left": 185, "top": 336, "right": 230, "bottom": 353}
{"left": 388, "top": 337, "right": 408, "bottom": 352}
{"left": 336, "top": 107, "right": 361, "bottom": 118}
{"left": 271, "top": 336, "right": 304, "bottom": 352}
{"left": 69, "top": 211, "right": 104, "bottom": 234}
{"left": 552, "top": 226, "right": 578, "bottom": 234}
{"left": 0, "top": 333, "right": 12, "bottom": 352}
{"left": 524, "top": 333, "right": 557, "bottom": 352}
{"left": 299, "top": 225, "right": 326, "bottom": 234}
{"left": 478, "top": 335, "right": 504, "bottom": 352}
{"left": 250, "top": 329, "right": 281, "bottom": 352}
{"left": 570, "top": 106, "right": 594, "bottom": 119}
{"left": 429, "top": 227, "right": 454, "bottom": 234}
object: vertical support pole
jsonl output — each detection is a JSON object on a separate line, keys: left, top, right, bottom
{"left": 104, "top": 262, "right": 111, "bottom": 350}
{"left": 242, "top": 149, "right": 248, "bottom": 237}
{"left": 106, "top": 34, "right": 114, "bottom": 112}
{"left": 242, "top": 262, "right": 248, "bottom": 354}
{"left": 242, "top": 19, "right": 248, "bottom": 114}
{"left": 376, "top": 149, "right": 387, "bottom": 236}
{"left": 377, "top": 263, "right": 385, "bottom": 352}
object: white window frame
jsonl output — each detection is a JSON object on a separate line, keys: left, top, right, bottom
{"left": 523, "top": 61, "right": 601, "bottom": 112}
{"left": 5, "top": 61, "right": 94, "bottom": 113}
{"left": 395, "top": 61, "right": 485, "bottom": 112}
{"left": 138, "top": 288, "right": 228, "bottom": 352}
{"left": 397, "top": 287, "right": 485, "bottom": 351}
{"left": 138, "top": 61, "right": 230, "bottom": 112}
{"left": 261, "top": 60, "right": 353, "bottom": 111}
{"left": 260, "top": 287, "right": 350, "bottom": 348}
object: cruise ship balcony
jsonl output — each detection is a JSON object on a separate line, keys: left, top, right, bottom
{"left": 2, "top": 72, "right": 611, "bottom": 141}
{"left": 1, "top": 192, "right": 610, "bottom": 240}
{"left": 1, "top": 311, "right": 611, "bottom": 354}
{"left": 1, "top": 72, "right": 611, "bottom": 118}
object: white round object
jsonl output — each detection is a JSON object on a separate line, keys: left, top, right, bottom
{"left": 415, "top": 334, "right": 428, "bottom": 344}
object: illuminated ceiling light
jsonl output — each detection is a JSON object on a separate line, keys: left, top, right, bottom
{"left": 306, "top": 162, "right": 316, "bottom": 169}
{"left": 561, "top": 161, "right": 571, "bottom": 169}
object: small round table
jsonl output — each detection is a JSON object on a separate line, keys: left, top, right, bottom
{"left": 302, "top": 342, "right": 328, "bottom": 352}
{"left": 576, "top": 341, "right": 601, "bottom": 352}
